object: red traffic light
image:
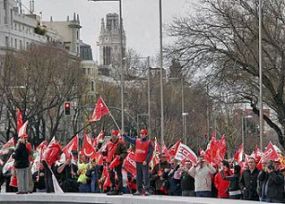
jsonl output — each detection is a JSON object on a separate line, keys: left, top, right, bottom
{"left": 64, "top": 102, "right": 71, "bottom": 115}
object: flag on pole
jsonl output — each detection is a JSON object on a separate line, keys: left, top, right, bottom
{"left": 0, "top": 138, "right": 15, "bottom": 155}
{"left": 16, "top": 108, "right": 23, "bottom": 132}
{"left": 89, "top": 97, "right": 110, "bottom": 122}
{"left": 234, "top": 144, "right": 244, "bottom": 163}
{"left": 174, "top": 143, "right": 197, "bottom": 164}
{"left": 81, "top": 133, "right": 96, "bottom": 158}
{"left": 18, "top": 121, "right": 28, "bottom": 138}
{"left": 62, "top": 135, "right": 78, "bottom": 159}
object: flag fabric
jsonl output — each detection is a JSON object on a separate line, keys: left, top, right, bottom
{"left": 234, "top": 144, "right": 244, "bottom": 163}
{"left": 0, "top": 138, "right": 15, "bottom": 155}
{"left": 2, "top": 155, "right": 14, "bottom": 174}
{"left": 168, "top": 140, "right": 181, "bottom": 158}
{"left": 93, "top": 130, "right": 105, "bottom": 148}
{"left": 174, "top": 143, "right": 197, "bottom": 164}
{"left": 204, "top": 135, "right": 227, "bottom": 166}
{"left": 16, "top": 108, "right": 23, "bottom": 132}
{"left": 123, "top": 151, "right": 137, "bottom": 176}
{"left": 81, "top": 133, "right": 96, "bottom": 158}
{"left": 18, "top": 120, "right": 28, "bottom": 138}
{"left": 261, "top": 142, "right": 279, "bottom": 162}
{"left": 89, "top": 97, "right": 110, "bottom": 122}
{"left": 42, "top": 137, "right": 62, "bottom": 166}
{"left": 62, "top": 135, "right": 78, "bottom": 159}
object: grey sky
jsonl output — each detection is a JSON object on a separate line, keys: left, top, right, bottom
{"left": 22, "top": 0, "right": 195, "bottom": 61}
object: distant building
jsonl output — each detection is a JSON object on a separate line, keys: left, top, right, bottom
{"left": 80, "top": 41, "right": 98, "bottom": 104}
{"left": 97, "top": 13, "right": 126, "bottom": 78}
{"left": 0, "top": 0, "right": 81, "bottom": 56}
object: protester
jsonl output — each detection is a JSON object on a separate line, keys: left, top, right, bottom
{"left": 189, "top": 157, "right": 216, "bottom": 197}
{"left": 180, "top": 160, "right": 195, "bottom": 196}
{"left": 32, "top": 163, "right": 46, "bottom": 192}
{"left": 151, "top": 153, "right": 171, "bottom": 195}
{"left": 123, "top": 129, "right": 154, "bottom": 196}
{"left": 258, "top": 160, "right": 284, "bottom": 203}
{"left": 13, "top": 138, "right": 30, "bottom": 194}
{"left": 86, "top": 158, "right": 101, "bottom": 193}
{"left": 105, "top": 130, "right": 127, "bottom": 195}
{"left": 56, "top": 150, "right": 79, "bottom": 192}
{"left": 77, "top": 154, "right": 90, "bottom": 192}
{"left": 222, "top": 164, "right": 242, "bottom": 199}
{"left": 214, "top": 160, "right": 231, "bottom": 198}
{"left": 240, "top": 157, "right": 259, "bottom": 201}
{"left": 168, "top": 159, "right": 182, "bottom": 196}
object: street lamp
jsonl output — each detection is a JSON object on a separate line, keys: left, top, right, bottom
{"left": 258, "top": 0, "right": 263, "bottom": 150}
{"left": 89, "top": 0, "right": 125, "bottom": 133}
{"left": 169, "top": 77, "right": 188, "bottom": 144}
{"left": 159, "top": 0, "right": 164, "bottom": 145}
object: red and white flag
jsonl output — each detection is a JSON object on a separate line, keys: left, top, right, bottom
{"left": 123, "top": 151, "right": 137, "bottom": 176}
{"left": 62, "top": 135, "right": 78, "bottom": 159}
{"left": 234, "top": 144, "right": 244, "bottom": 163}
{"left": 261, "top": 142, "right": 279, "bottom": 162}
{"left": 168, "top": 140, "right": 181, "bottom": 158}
{"left": 16, "top": 108, "right": 23, "bottom": 132}
{"left": 89, "top": 97, "right": 110, "bottom": 122}
{"left": 81, "top": 133, "right": 96, "bottom": 158}
{"left": 0, "top": 138, "right": 15, "bottom": 155}
{"left": 174, "top": 143, "right": 197, "bottom": 164}
{"left": 93, "top": 130, "right": 105, "bottom": 147}
{"left": 18, "top": 120, "right": 28, "bottom": 138}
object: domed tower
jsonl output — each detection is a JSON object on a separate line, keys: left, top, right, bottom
{"left": 98, "top": 13, "right": 126, "bottom": 77}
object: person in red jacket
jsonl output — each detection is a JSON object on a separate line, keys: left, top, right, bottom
{"left": 214, "top": 160, "right": 231, "bottom": 198}
{"left": 123, "top": 129, "right": 154, "bottom": 196}
{"left": 105, "top": 130, "right": 127, "bottom": 195}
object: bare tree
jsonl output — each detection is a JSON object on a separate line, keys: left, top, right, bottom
{"left": 0, "top": 44, "right": 86, "bottom": 145}
{"left": 167, "top": 0, "right": 285, "bottom": 148}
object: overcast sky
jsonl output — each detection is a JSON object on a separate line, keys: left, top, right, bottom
{"left": 22, "top": 0, "right": 196, "bottom": 61}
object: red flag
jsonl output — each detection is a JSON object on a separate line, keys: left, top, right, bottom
{"left": 168, "top": 140, "right": 181, "bottom": 158}
{"left": 93, "top": 130, "right": 105, "bottom": 147}
{"left": 62, "top": 135, "right": 78, "bottom": 159}
{"left": 18, "top": 120, "right": 28, "bottom": 138}
{"left": 16, "top": 108, "right": 23, "bottom": 132}
{"left": 234, "top": 144, "right": 244, "bottom": 163}
{"left": 89, "top": 97, "right": 110, "bottom": 122}
{"left": 0, "top": 138, "right": 15, "bottom": 155}
{"left": 204, "top": 135, "right": 227, "bottom": 166}
{"left": 123, "top": 151, "right": 137, "bottom": 176}
{"left": 42, "top": 137, "right": 62, "bottom": 166}
{"left": 109, "top": 156, "right": 121, "bottom": 169}
{"left": 261, "top": 142, "right": 279, "bottom": 162}
{"left": 81, "top": 133, "right": 96, "bottom": 158}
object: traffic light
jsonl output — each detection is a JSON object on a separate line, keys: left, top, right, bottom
{"left": 64, "top": 102, "right": 71, "bottom": 115}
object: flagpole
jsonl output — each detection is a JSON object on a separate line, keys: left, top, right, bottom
{"left": 100, "top": 97, "right": 120, "bottom": 130}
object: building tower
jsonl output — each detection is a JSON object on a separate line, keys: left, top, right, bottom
{"left": 98, "top": 13, "right": 126, "bottom": 77}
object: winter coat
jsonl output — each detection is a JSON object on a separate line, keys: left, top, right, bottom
{"left": 240, "top": 168, "right": 259, "bottom": 201}
{"left": 189, "top": 164, "right": 216, "bottom": 192}
{"left": 13, "top": 142, "right": 29, "bottom": 169}
{"left": 258, "top": 170, "right": 284, "bottom": 203}
{"left": 214, "top": 170, "right": 231, "bottom": 198}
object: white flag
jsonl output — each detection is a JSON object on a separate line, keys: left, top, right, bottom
{"left": 174, "top": 143, "right": 197, "bottom": 164}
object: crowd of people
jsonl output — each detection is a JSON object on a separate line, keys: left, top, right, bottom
{"left": 0, "top": 129, "right": 285, "bottom": 203}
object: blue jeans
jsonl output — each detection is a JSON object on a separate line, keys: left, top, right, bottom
{"left": 195, "top": 191, "right": 212, "bottom": 197}
{"left": 79, "top": 183, "right": 91, "bottom": 192}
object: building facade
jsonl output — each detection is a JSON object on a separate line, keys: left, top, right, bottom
{"left": 97, "top": 13, "right": 126, "bottom": 78}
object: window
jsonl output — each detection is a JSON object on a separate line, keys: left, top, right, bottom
{"left": 91, "top": 81, "right": 95, "bottom": 91}
{"left": 5, "top": 36, "right": 9, "bottom": 47}
{"left": 19, "top": 40, "right": 22, "bottom": 49}
{"left": 15, "top": 39, "right": 17, "bottom": 49}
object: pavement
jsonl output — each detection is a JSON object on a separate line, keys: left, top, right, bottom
{"left": 0, "top": 193, "right": 269, "bottom": 204}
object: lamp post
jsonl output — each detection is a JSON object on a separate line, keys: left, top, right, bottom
{"left": 89, "top": 0, "right": 125, "bottom": 133}
{"left": 159, "top": 0, "right": 164, "bottom": 145}
{"left": 258, "top": 0, "right": 263, "bottom": 150}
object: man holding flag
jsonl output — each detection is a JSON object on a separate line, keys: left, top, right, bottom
{"left": 123, "top": 129, "right": 154, "bottom": 196}
{"left": 105, "top": 130, "right": 127, "bottom": 195}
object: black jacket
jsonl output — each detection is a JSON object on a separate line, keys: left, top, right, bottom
{"left": 258, "top": 170, "right": 284, "bottom": 202}
{"left": 181, "top": 170, "right": 194, "bottom": 191}
{"left": 240, "top": 168, "right": 259, "bottom": 201}
{"left": 13, "top": 142, "right": 29, "bottom": 169}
